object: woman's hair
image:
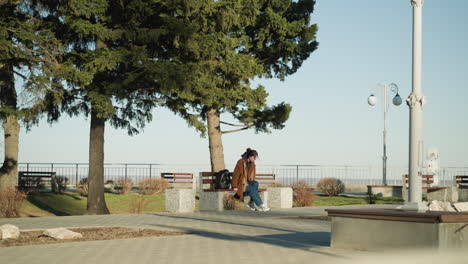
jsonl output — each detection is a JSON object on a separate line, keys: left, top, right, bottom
{"left": 242, "top": 148, "right": 259, "bottom": 159}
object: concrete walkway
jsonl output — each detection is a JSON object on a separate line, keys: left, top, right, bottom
{"left": 0, "top": 204, "right": 465, "bottom": 264}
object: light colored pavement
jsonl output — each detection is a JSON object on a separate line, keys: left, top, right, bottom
{"left": 0, "top": 204, "right": 466, "bottom": 264}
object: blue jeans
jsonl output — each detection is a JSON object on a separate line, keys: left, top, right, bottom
{"left": 244, "top": 181, "right": 263, "bottom": 206}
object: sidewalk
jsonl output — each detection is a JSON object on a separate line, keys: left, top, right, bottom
{"left": 0, "top": 205, "right": 465, "bottom": 264}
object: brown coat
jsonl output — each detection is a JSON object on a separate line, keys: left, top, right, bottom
{"left": 231, "top": 158, "right": 256, "bottom": 199}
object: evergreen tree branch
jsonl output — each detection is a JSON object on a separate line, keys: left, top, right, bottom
{"left": 221, "top": 124, "right": 254, "bottom": 134}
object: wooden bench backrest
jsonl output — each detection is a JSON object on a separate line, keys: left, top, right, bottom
{"left": 200, "top": 172, "right": 275, "bottom": 189}
{"left": 403, "top": 174, "right": 434, "bottom": 186}
{"left": 161, "top": 172, "right": 193, "bottom": 183}
{"left": 18, "top": 171, "right": 56, "bottom": 178}
{"left": 455, "top": 175, "right": 468, "bottom": 189}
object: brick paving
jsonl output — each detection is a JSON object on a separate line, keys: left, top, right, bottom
{"left": 0, "top": 205, "right": 465, "bottom": 264}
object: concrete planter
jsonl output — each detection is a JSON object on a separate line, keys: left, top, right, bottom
{"left": 267, "top": 187, "right": 292, "bottom": 209}
{"left": 327, "top": 208, "right": 468, "bottom": 250}
{"left": 165, "top": 189, "right": 195, "bottom": 213}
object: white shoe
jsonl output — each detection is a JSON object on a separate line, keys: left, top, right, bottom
{"left": 258, "top": 204, "right": 271, "bottom": 212}
{"left": 246, "top": 201, "right": 257, "bottom": 211}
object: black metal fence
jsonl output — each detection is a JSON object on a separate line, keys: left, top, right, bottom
{"left": 17, "top": 163, "right": 468, "bottom": 188}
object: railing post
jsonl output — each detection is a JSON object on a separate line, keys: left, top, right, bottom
{"left": 125, "top": 164, "right": 128, "bottom": 180}
{"left": 296, "top": 165, "right": 299, "bottom": 182}
{"left": 149, "top": 164, "right": 152, "bottom": 179}
{"left": 26, "top": 163, "right": 30, "bottom": 172}
{"left": 75, "top": 163, "right": 79, "bottom": 186}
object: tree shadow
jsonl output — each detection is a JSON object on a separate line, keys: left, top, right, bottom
{"left": 148, "top": 222, "right": 340, "bottom": 258}
{"left": 149, "top": 212, "right": 327, "bottom": 234}
{"left": 26, "top": 194, "right": 72, "bottom": 216}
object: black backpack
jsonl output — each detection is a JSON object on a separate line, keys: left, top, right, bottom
{"left": 214, "top": 169, "right": 232, "bottom": 189}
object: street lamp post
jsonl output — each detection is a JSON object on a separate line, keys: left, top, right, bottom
{"left": 368, "top": 83, "right": 403, "bottom": 186}
{"left": 404, "top": 0, "right": 427, "bottom": 211}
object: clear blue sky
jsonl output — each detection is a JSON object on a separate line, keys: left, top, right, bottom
{"left": 6, "top": 0, "right": 468, "bottom": 168}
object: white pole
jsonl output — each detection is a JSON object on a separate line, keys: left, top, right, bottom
{"left": 405, "top": 0, "right": 427, "bottom": 211}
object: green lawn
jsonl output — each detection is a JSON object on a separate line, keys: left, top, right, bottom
{"left": 16, "top": 192, "right": 402, "bottom": 217}
{"left": 21, "top": 192, "right": 167, "bottom": 216}
{"left": 313, "top": 195, "right": 403, "bottom": 207}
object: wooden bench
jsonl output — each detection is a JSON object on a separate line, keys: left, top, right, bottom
{"left": 18, "top": 171, "right": 56, "bottom": 189}
{"left": 455, "top": 175, "right": 468, "bottom": 202}
{"left": 454, "top": 175, "right": 468, "bottom": 189}
{"left": 402, "top": 174, "right": 447, "bottom": 190}
{"left": 199, "top": 172, "right": 275, "bottom": 192}
{"left": 198, "top": 172, "right": 275, "bottom": 211}
{"left": 402, "top": 174, "right": 455, "bottom": 202}
{"left": 161, "top": 172, "right": 194, "bottom": 186}
{"left": 161, "top": 172, "right": 195, "bottom": 213}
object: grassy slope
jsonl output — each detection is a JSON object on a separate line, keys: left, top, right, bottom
{"left": 20, "top": 192, "right": 167, "bottom": 217}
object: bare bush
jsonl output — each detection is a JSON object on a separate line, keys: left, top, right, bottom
{"left": 139, "top": 178, "right": 169, "bottom": 195}
{"left": 52, "top": 176, "right": 68, "bottom": 194}
{"left": 129, "top": 194, "right": 152, "bottom": 213}
{"left": 223, "top": 193, "right": 244, "bottom": 210}
{"left": 0, "top": 188, "right": 27, "bottom": 217}
{"left": 268, "top": 181, "right": 285, "bottom": 188}
{"left": 291, "top": 180, "right": 316, "bottom": 207}
{"left": 117, "top": 178, "right": 133, "bottom": 194}
{"left": 316, "top": 177, "right": 345, "bottom": 196}
{"left": 78, "top": 178, "right": 88, "bottom": 196}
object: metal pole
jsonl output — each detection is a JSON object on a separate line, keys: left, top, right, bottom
{"left": 405, "top": 0, "right": 426, "bottom": 211}
{"left": 296, "top": 165, "right": 299, "bottom": 182}
{"left": 75, "top": 163, "right": 78, "bottom": 186}
{"left": 383, "top": 85, "right": 388, "bottom": 186}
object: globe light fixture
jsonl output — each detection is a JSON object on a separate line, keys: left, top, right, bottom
{"left": 368, "top": 94, "right": 377, "bottom": 106}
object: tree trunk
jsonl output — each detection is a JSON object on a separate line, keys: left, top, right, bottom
{"left": 0, "top": 63, "right": 19, "bottom": 191}
{"left": 86, "top": 107, "right": 110, "bottom": 214}
{"left": 207, "top": 108, "right": 225, "bottom": 172}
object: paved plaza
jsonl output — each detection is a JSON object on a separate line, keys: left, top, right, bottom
{"left": 0, "top": 204, "right": 465, "bottom": 264}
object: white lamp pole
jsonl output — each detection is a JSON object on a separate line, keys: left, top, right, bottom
{"left": 368, "top": 84, "right": 402, "bottom": 186}
{"left": 404, "top": 0, "right": 427, "bottom": 211}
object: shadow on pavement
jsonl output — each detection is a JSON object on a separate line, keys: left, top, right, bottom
{"left": 149, "top": 222, "right": 339, "bottom": 258}
{"left": 149, "top": 213, "right": 328, "bottom": 234}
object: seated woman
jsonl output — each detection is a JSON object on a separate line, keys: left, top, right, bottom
{"left": 231, "top": 148, "right": 270, "bottom": 212}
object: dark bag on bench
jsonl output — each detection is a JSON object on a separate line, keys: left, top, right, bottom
{"left": 214, "top": 169, "right": 232, "bottom": 189}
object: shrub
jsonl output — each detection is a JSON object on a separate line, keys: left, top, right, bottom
{"left": 268, "top": 181, "right": 285, "bottom": 188}
{"left": 104, "top": 180, "right": 116, "bottom": 193}
{"left": 291, "top": 180, "right": 316, "bottom": 207}
{"left": 316, "top": 177, "right": 345, "bottom": 197}
{"left": 139, "top": 178, "right": 169, "bottom": 195}
{"left": 51, "top": 176, "right": 68, "bottom": 194}
{"left": 78, "top": 178, "right": 88, "bottom": 196}
{"left": 117, "top": 178, "right": 133, "bottom": 194}
{"left": 0, "top": 188, "right": 27, "bottom": 218}
{"left": 223, "top": 193, "right": 244, "bottom": 210}
{"left": 129, "top": 194, "right": 152, "bottom": 213}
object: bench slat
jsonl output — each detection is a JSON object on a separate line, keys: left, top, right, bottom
{"left": 203, "top": 188, "right": 267, "bottom": 192}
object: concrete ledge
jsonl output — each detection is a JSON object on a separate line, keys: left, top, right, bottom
{"left": 199, "top": 191, "right": 225, "bottom": 211}
{"left": 459, "top": 189, "right": 468, "bottom": 202}
{"left": 367, "top": 185, "right": 402, "bottom": 197}
{"left": 327, "top": 209, "right": 468, "bottom": 250}
{"left": 165, "top": 189, "right": 195, "bottom": 213}
{"left": 426, "top": 186, "right": 459, "bottom": 203}
{"left": 200, "top": 191, "right": 269, "bottom": 211}
{"left": 267, "top": 187, "right": 292, "bottom": 209}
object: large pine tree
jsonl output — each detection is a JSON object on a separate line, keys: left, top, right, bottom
{"left": 0, "top": 0, "right": 71, "bottom": 191}
{"left": 43, "top": 0, "right": 193, "bottom": 214}
{"left": 158, "top": 0, "right": 318, "bottom": 171}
